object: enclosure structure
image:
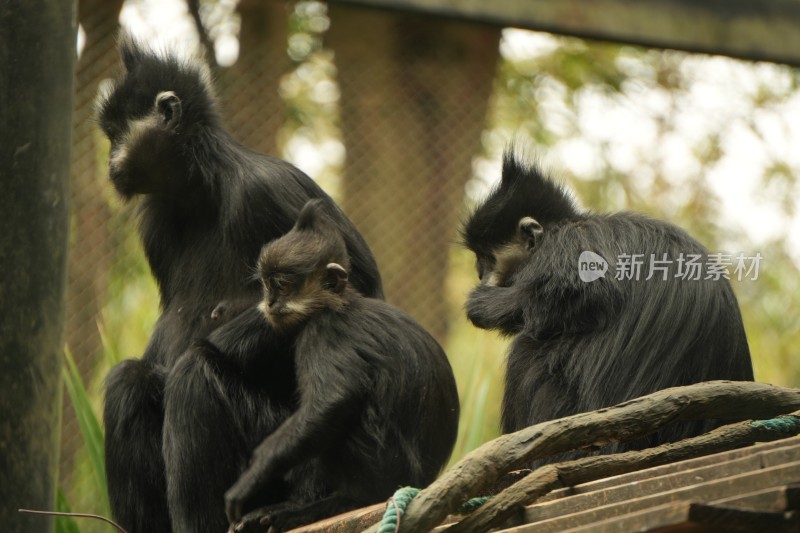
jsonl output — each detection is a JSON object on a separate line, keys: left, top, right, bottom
{"left": 55, "top": 0, "right": 800, "bottom": 527}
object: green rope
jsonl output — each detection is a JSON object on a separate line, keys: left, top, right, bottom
{"left": 460, "top": 496, "right": 492, "bottom": 513}
{"left": 377, "top": 487, "right": 420, "bottom": 533}
{"left": 751, "top": 415, "right": 800, "bottom": 434}
{"left": 377, "top": 488, "right": 491, "bottom": 532}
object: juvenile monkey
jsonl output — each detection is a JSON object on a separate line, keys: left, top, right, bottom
{"left": 225, "top": 200, "right": 460, "bottom": 532}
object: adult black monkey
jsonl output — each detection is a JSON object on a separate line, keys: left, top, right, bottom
{"left": 463, "top": 153, "right": 753, "bottom": 455}
{"left": 221, "top": 200, "right": 459, "bottom": 532}
{"left": 98, "top": 35, "right": 383, "bottom": 532}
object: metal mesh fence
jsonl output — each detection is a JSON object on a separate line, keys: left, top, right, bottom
{"left": 62, "top": 0, "right": 502, "bottom": 521}
{"left": 60, "top": 0, "right": 800, "bottom": 523}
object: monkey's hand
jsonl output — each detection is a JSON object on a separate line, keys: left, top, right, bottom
{"left": 228, "top": 502, "right": 305, "bottom": 533}
{"left": 466, "top": 283, "right": 525, "bottom": 335}
{"left": 224, "top": 475, "right": 251, "bottom": 524}
{"left": 225, "top": 465, "right": 273, "bottom": 525}
{"left": 466, "top": 283, "right": 496, "bottom": 329}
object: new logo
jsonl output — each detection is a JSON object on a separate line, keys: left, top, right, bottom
{"left": 578, "top": 251, "right": 608, "bottom": 283}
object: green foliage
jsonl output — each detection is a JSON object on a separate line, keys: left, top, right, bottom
{"left": 60, "top": 346, "right": 116, "bottom": 533}
{"left": 444, "top": 247, "right": 507, "bottom": 460}
{"left": 55, "top": 489, "right": 82, "bottom": 533}
{"left": 62, "top": 349, "right": 109, "bottom": 514}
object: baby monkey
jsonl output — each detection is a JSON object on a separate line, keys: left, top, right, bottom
{"left": 224, "top": 200, "right": 459, "bottom": 532}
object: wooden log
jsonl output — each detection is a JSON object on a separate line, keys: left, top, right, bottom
{"left": 329, "top": 0, "right": 800, "bottom": 67}
{"left": 363, "top": 381, "right": 800, "bottom": 533}
{"left": 288, "top": 504, "right": 385, "bottom": 533}
{"left": 447, "top": 411, "right": 800, "bottom": 531}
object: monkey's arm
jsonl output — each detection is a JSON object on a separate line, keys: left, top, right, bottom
{"left": 195, "top": 306, "right": 287, "bottom": 371}
{"left": 224, "top": 335, "right": 367, "bottom": 521}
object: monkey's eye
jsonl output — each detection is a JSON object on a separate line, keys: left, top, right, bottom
{"left": 267, "top": 274, "right": 296, "bottom": 295}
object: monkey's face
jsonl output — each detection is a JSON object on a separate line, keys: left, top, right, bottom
{"left": 258, "top": 266, "right": 348, "bottom": 332}
{"left": 259, "top": 270, "right": 307, "bottom": 330}
{"left": 481, "top": 245, "right": 530, "bottom": 288}
{"left": 257, "top": 233, "right": 350, "bottom": 332}
{"left": 476, "top": 216, "right": 543, "bottom": 287}
{"left": 100, "top": 88, "right": 185, "bottom": 198}
{"left": 256, "top": 199, "right": 352, "bottom": 330}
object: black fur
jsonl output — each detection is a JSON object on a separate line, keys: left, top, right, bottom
{"left": 463, "top": 152, "right": 754, "bottom": 456}
{"left": 224, "top": 200, "right": 460, "bottom": 532}
{"left": 99, "top": 35, "right": 382, "bottom": 532}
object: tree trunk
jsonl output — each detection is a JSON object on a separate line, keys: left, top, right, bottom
{"left": 0, "top": 2, "right": 75, "bottom": 531}
{"left": 328, "top": 4, "right": 500, "bottom": 341}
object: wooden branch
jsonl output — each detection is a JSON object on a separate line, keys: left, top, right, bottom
{"left": 363, "top": 381, "right": 800, "bottom": 533}
{"left": 445, "top": 410, "right": 800, "bottom": 532}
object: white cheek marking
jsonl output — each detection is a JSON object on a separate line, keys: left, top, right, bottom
{"left": 285, "top": 300, "right": 310, "bottom": 316}
{"left": 108, "top": 144, "right": 128, "bottom": 174}
{"left": 109, "top": 115, "right": 159, "bottom": 172}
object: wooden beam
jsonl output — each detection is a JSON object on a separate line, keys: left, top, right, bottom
{"left": 330, "top": 0, "right": 800, "bottom": 66}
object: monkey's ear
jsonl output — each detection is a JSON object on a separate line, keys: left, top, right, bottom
{"left": 324, "top": 263, "right": 348, "bottom": 294}
{"left": 518, "top": 216, "right": 543, "bottom": 249}
{"left": 156, "top": 91, "right": 182, "bottom": 130}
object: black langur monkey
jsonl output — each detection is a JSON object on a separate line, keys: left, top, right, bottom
{"left": 223, "top": 200, "right": 460, "bottom": 532}
{"left": 463, "top": 152, "right": 753, "bottom": 455}
{"left": 97, "top": 35, "right": 383, "bottom": 532}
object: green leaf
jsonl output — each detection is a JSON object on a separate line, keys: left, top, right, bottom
{"left": 55, "top": 488, "right": 82, "bottom": 533}
{"left": 62, "top": 348, "right": 108, "bottom": 508}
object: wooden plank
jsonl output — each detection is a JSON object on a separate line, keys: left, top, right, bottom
{"left": 684, "top": 502, "right": 799, "bottom": 531}
{"left": 329, "top": 0, "right": 800, "bottom": 66}
{"left": 295, "top": 438, "right": 800, "bottom": 532}
{"left": 566, "top": 501, "right": 693, "bottom": 533}
{"left": 550, "top": 485, "right": 800, "bottom": 533}
{"left": 367, "top": 382, "right": 800, "bottom": 533}
{"left": 549, "top": 501, "right": 798, "bottom": 533}
{"left": 539, "top": 436, "right": 800, "bottom": 503}
{"left": 712, "top": 483, "right": 800, "bottom": 512}
{"left": 522, "top": 443, "right": 800, "bottom": 524}
{"left": 506, "top": 460, "right": 800, "bottom": 531}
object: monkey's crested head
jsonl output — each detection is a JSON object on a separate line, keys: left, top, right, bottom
{"left": 97, "top": 32, "right": 217, "bottom": 138}
{"left": 461, "top": 151, "right": 581, "bottom": 284}
{"left": 462, "top": 151, "right": 579, "bottom": 258}
{"left": 257, "top": 200, "right": 352, "bottom": 330}
{"left": 95, "top": 33, "right": 221, "bottom": 198}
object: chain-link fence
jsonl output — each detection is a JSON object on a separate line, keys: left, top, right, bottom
{"left": 62, "top": 0, "right": 800, "bottom": 525}
{"left": 63, "top": 0, "right": 505, "bottom": 522}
